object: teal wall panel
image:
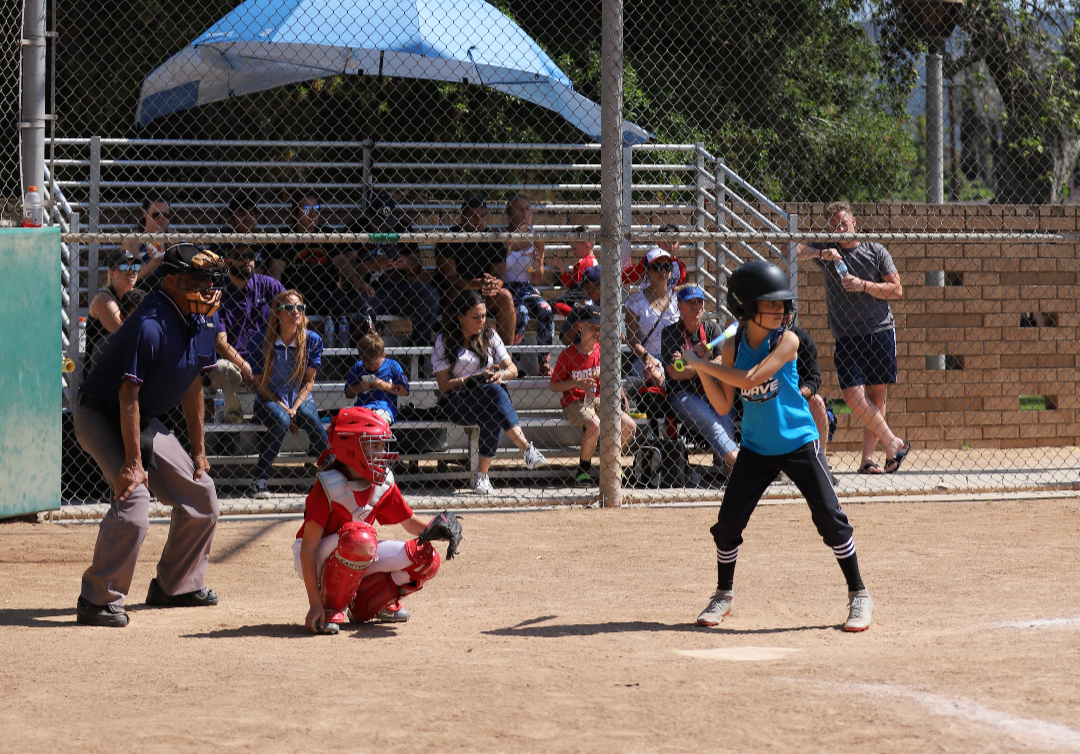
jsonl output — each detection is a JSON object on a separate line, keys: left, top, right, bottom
{"left": 0, "top": 228, "right": 61, "bottom": 517}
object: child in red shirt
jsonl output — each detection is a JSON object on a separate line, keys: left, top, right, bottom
{"left": 293, "top": 407, "right": 461, "bottom": 634}
{"left": 552, "top": 228, "right": 599, "bottom": 315}
{"left": 549, "top": 303, "right": 638, "bottom": 486}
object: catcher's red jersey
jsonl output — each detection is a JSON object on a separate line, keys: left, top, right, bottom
{"left": 296, "top": 474, "right": 412, "bottom": 540}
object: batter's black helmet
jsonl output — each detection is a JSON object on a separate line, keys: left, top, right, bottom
{"left": 726, "top": 261, "right": 795, "bottom": 320}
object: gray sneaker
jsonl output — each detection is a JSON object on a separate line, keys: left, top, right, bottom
{"left": 248, "top": 478, "right": 270, "bottom": 499}
{"left": 523, "top": 443, "right": 547, "bottom": 470}
{"left": 696, "top": 589, "right": 734, "bottom": 626}
{"left": 844, "top": 589, "right": 873, "bottom": 632}
{"left": 375, "top": 603, "right": 411, "bottom": 623}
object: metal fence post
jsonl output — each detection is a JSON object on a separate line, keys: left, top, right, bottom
{"left": 362, "top": 138, "right": 373, "bottom": 209}
{"left": 694, "top": 142, "right": 706, "bottom": 288}
{"left": 88, "top": 136, "right": 100, "bottom": 302}
{"left": 19, "top": 0, "right": 46, "bottom": 198}
{"left": 926, "top": 39, "right": 944, "bottom": 204}
{"left": 787, "top": 212, "right": 799, "bottom": 317}
{"left": 599, "top": 0, "right": 625, "bottom": 508}
{"left": 714, "top": 157, "right": 726, "bottom": 307}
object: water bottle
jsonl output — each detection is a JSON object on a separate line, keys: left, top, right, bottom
{"left": 213, "top": 389, "right": 226, "bottom": 424}
{"left": 585, "top": 378, "right": 597, "bottom": 403}
{"left": 78, "top": 316, "right": 86, "bottom": 353}
{"left": 834, "top": 256, "right": 849, "bottom": 278}
{"left": 338, "top": 314, "right": 351, "bottom": 346}
{"left": 22, "top": 186, "right": 43, "bottom": 228}
{"left": 324, "top": 316, "right": 336, "bottom": 348}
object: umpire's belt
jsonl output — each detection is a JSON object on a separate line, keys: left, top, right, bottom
{"left": 77, "top": 393, "right": 159, "bottom": 470}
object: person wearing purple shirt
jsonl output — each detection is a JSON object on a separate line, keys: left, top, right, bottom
{"left": 209, "top": 247, "right": 286, "bottom": 422}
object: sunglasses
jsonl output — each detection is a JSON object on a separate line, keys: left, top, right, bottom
{"left": 645, "top": 263, "right": 670, "bottom": 273}
{"left": 277, "top": 303, "right": 307, "bottom": 313}
{"left": 299, "top": 204, "right": 321, "bottom": 214}
{"left": 229, "top": 252, "right": 257, "bottom": 261}
{"left": 115, "top": 263, "right": 142, "bottom": 272}
{"left": 149, "top": 211, "right": 171, "bottom": 221}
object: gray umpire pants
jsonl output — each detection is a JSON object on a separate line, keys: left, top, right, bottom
{"left": 73, "top": 402, "right": 220, "bottom": 606}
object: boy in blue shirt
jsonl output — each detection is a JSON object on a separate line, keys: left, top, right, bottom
{"left": 682, "top": 261, "right": 874, "bottom": 632}
{"left": 345, "top": 333, "right": 409, "bottom": 424}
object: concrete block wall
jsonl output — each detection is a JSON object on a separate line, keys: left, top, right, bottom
{"left": 783, "top": 203, "right": 1079, "bottom": 452}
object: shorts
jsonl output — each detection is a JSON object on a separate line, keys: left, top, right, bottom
{"left": 563, "top": 398, "right": 628, "bottom": 428}
{"left": 833, "top": 329, "right": 898, "bottom": 389}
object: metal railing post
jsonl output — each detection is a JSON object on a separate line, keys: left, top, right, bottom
{"left": 714, "top": 157, "right": 726, "bottom": 307}
{"left": 694, "top": 143, "right": 706, "bottom": 288}
{"left": 599, "top": 0, "right": 625, "bottom": 508}
{"left": 362, "top": 138, "right": 373, "bottom": 208}
{"left": 88, "top": 136, "right": 100, "bottom": 302}
{"left": 19, "top": 0, "right": 47, "bottom": 201}
{"left": 67, "top": 210, "right": 81, "bottom": 396}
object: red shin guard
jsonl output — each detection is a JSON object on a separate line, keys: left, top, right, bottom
{"left": 320, "top": 521, "right": 378, "bottom": 615}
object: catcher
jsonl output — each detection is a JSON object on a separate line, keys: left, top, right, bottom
{"left": 293, "top": 407, "right": 462, "bottom": 635}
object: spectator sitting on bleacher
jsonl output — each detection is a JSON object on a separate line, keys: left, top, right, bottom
{"left": 122, "top": 196, "right": 170, "bottom": 290}
{"left": 344, "top": 332, "right": 409, "bottom": 425}
{"left": 436, "top": 196, "right": 516, "bottom": 345}
{"left": 623, "top": 224, "right": 686, "bottom": 286}
{"left": 552, "top": 226, "right": 598, "bottom": 314}
{"left": 246, "top": 290, "right": 329, "bottom": 500}
{"left": 352, "top": 192, "right": 440, "bottom": 353}
{"left": 499, "top": 193, "right": 554, "bottom": 375}
{"left": 433, "top": 289, "right": 548, "bottom": 495}
{"left": 84, "top": 249, "right": 141, "bottom": 377}
{"left": 218, "top": 197, "right": 268, "bottom": 272}
{"left": 661, "top": 285, "right": 739, "bottom": 473}
{"left": 559, "top": 264, "right": 603, "bottom": 346}
{"left": 209, "top": 244, "right": 286, "bottom": 423}
{"left": 88, "top": 289, "right": 146, "bottom": 374}
{"left": 549, "top": 303, "right": 638, "bottom": 487}
{"left": 266, "top": 190, "right": 374, "bottom": 323}
{"left": 625, "top": 247, "right": 681, "bottom": 388}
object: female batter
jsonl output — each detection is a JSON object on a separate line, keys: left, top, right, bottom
{"left": 683, "top": 261, "right": 872, "bottom": 632}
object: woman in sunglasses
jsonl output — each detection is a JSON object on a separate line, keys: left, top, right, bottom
{"left": 625, "top": 247, "right": 681, "bottom": 387}
{"left": 246, "top": 290, "right": 329, "bottom": 499}
{"left": 122, "top": 197, "right": 172, "bottom": 288}
{"left": 84, "top": 249, "right": 142, "bottom": 377}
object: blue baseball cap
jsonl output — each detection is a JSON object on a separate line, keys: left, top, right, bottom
{"left": 677, "top": 285, "right": 706, "bottom": 302}
{"left": 582, "top": 264, "right": 602, "bottom": 283}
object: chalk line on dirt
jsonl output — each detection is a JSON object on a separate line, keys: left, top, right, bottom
{"left": 781, "top": 679, "right": 1080, "bottom": 751}
{"left": 993, "top": 617, "right": 1080, "bottom": 631}
{"left": 677, "top": 647, "right": 799, "bottom": 661}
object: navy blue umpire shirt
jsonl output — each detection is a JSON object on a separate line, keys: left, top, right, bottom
{"left": 81, "top": 290, "right": 220, "bottom": 417}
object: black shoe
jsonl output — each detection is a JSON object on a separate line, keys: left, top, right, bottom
{"left": 145, "top": 578, "right": 219, "bottom": 608}
{"left": 76, "top": 596, "right": 129, "bottom": 627}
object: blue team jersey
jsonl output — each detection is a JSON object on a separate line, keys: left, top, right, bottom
{"left": 344, "top": 357, "right": 409, "bottom": 422}
{"left": 80, "top": 291, "right": 219, "bottom": 417}
{"left": 734, "top": 328, "right": 819, "bottom": 456}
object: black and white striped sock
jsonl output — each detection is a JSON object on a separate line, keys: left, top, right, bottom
{"left": 716, "top": 545, "right": 738, "bottom": 590}
{"left": 832, "top": 538, "right": 864, "bottom": 592}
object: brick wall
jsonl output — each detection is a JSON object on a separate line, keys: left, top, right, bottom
{"left": 784, "top": 203, "right": 1079, "bottom": 452}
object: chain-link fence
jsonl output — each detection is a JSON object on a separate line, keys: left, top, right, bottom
{"left": 17, "top": 0, "right": 1076, "bottom": 518}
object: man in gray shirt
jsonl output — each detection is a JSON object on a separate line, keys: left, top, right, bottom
{"left": 797, "top": 202, "right": 910, "bottom": 475}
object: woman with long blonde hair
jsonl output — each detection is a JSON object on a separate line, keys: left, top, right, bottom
{"left": 247, "top": 290, "right": 329, "bottom": 498}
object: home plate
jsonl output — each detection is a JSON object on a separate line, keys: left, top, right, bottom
{"left": 677, "top": 647, "right": 800, "bottom": 661}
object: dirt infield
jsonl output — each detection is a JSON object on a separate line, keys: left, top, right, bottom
{"left": 2, "top": 499, "right": 1079, "bottom": 753}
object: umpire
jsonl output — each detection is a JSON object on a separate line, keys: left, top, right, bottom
{"left": 74, "top": 244, "right": 228, "bottom": 627}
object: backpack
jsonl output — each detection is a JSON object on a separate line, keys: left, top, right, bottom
{"left": 631, "top": 434, "right": 689, "bottom": 489}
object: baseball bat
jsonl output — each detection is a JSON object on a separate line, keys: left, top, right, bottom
{"left": 672, "top": 322, "right": 739, "bottom": 372}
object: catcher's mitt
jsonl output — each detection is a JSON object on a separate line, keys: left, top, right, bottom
{"left": 416, "top": 510, "right": 463, "bottom": 559}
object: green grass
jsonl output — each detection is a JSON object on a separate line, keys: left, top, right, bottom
{"left": 830, "top": 399, "right": 852, "bottom": 415}
{"left": 1019, "top": 395, "right": 1046, "bottom": 411}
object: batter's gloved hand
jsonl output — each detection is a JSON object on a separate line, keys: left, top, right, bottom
{"left": 417, "top": 510, "right": 462, "bottom": 559}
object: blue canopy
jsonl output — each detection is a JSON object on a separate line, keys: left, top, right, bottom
{"left": 135, "top": 0, "right": 652, "bottom": 144}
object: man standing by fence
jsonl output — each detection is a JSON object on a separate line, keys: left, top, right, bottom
{"left": 73, "top": 244, "right": 226, "bottom": 627}
{"left": 797, "top": 202, "right": 911, "bottom": 474}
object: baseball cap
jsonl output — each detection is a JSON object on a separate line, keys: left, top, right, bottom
{"left": 658, "top": 223, "right": 680, "bottom": 233}
{"left": 577, "top": 303, "right": 602, "bottom": 325}
{"left": 161, "top": 243, "right": 223, "bottom": 275}
{"left": 644, "top": 247, "right": 674, "bottom": 266}
{"left": 677, "top": 285, "right": 706, "bottom": 302}
{"left": 366, "top": 191, "right": 398, "bottom": 225}
{"left": 461, "top": 195, "right": 488, "bottom": 213}
{"left": 106, "top": 248, "right": 136, "bottom": 268}
{"left": 582, "top": 264, "right": 602, "bottom": 283}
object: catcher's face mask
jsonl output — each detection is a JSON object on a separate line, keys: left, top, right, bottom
{"left": 178, "top": 250, "right": 227, "bottom": 317}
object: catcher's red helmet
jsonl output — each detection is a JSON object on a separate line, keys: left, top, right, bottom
{"left": 320, "top": 407, "right": 398, "bottom": 484}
